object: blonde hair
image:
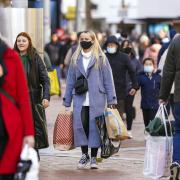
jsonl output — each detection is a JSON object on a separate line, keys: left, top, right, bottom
{"left": 71, "top": 31, "right": 106, "bottom": 68}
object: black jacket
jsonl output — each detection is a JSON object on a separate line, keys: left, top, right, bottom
{"left": 159, "top": 34, "right": 180, "bottom": 103}
{"left": 27, "top": 52, "right": 50, "bottom": 103}
{"left": 45, "top": 42, "right": 62, "bottom": 66}
{"left": 105, "top": 36, "right": 138, "bottom": 100}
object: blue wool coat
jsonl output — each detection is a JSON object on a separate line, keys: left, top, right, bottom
{"left": 63, "top": 54, "right": 117, "bottom": 148}
{"left": 138, "top": 71, "right": 161, "bottom": 110}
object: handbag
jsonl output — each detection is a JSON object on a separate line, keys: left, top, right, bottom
{"left": 33, "top": 104, "right": 49, "bottom": 149}
{"left": 105, "top": 108, "right": 129, "bottom": 140}
{"left": 96, "top": 115, "right": 121, "bottom": 159}
{"left": 14, "top": 145, "right": 39, "bottom": 180}
{"left": 53, "top": 110, "right": 74, "bottom": 151}
{"left": 48, "top": 69, "right": 61, "bottom": 96}
{"left": 74, "top": 75, "right": 88, "bottom": 95}
{"left": 145, "top": 106, "right": 174, "bottom": 136}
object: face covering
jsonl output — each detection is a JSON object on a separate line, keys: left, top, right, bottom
{"left": 107, "top": 47, "right": 117, "bottom": 54}
{"left": 80, "top": 41, "right": 93, "bottom": 49}
{"left": 144, "top": 65, "right": 154, "bottom": 73}
{"left": 123, "top": 47, "right": 132, "bottom": 54}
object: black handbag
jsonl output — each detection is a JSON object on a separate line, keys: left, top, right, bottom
{"left": 96, "top": 115, "right": 121, "bottom": 159}
{"left": 74, "top": 75, "right": 88, "bottom": 95}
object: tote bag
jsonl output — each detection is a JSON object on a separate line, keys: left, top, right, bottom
{"left": 143, "top": 104, "right": 173, "bottom": 179}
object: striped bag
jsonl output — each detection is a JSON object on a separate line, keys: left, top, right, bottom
{"left": 53, "top": 110, "right": 74, "bottom": 151}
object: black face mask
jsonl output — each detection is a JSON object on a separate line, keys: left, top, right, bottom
{"left": 123, "top": 47, "right": 132, "bottom": 54}
{"left": 80, "top": 41, "right": 93, "bottom": 50}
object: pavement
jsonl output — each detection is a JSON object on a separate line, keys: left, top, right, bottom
{"left": 39, "top": 85, "right": 151, "bottom": 180}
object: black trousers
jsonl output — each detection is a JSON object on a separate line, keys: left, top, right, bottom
{"left": 81, "top": 106, "right": 98, "bottom": 158}
{"left": 125, "top": 95, "right": 135, "bottom": 130}
{"left": 142, "top": 109, "right": 158, "bottom": 127}
{"left": 0, "top": 174, "right": 14, "bottom": 180}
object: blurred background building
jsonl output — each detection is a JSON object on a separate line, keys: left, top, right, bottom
{"left": 0, "top": 8, "right": 43, "bottom": 54}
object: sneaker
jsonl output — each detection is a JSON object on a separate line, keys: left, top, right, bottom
{"left": 127, "top": 130, "right": 133, "bottom": 139}
{"left": 77, "top": 154, "right": 90, "bottom": 169}
{"left": 90, "top": 157, "right": 98, "bottom": 169}
{"left": 170, "top": 162, "right": 180, "bottom": 180}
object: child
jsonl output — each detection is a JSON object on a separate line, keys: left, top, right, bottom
{"left": 138, "top": 57, "right": 161, "bottom": 127}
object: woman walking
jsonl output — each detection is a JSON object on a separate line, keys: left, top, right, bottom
{"left": 121, "top": 40, "right": 143, "bottom": 138}
{"left": 14, "top": 32, "right": 50, "bottom": 156}
{"left": 63, "top": 31, "right": 117, "bottom": 169}
{"left": 0, "top": 38, "right": 34, "bottom": 179}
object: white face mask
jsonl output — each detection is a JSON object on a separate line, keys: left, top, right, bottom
{"left": 144, "top": 65, "right": 154, "bottom": 73}
{"left": 107, "top": 47, "right": 117, "bottom": 54}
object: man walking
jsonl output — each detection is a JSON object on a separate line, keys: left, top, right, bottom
{"left": 159, "top": 34, "right": 180, "bottom": 180}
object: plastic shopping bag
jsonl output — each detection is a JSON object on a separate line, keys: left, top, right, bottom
{"left": 48, "top": 69, "right": 61, "bottom": 96}
{"left": 105, "top": 108, "right": 129, "bottom": 140}
{"left": 14, "top": 145, "right": 39, "bottom": 180}
{"left": 143, "top": 105, "right": 173, "bottom": 179}
{"left": 96, "top": 114, "right": 121, "bottom": 159}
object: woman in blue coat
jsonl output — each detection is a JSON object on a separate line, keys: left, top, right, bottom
{"left": 138, "top": 57, "right": 161, "bottom": 127}
{"left": 63, "top": 31, "right": 117, "bottom": 169}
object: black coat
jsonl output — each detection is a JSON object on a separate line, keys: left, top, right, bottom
{"left": 27, "top": 52, "right": 50, "bottom": 149}
{"left": 106, "top": 52, "right": 138, "bottom": 100}
{"left": 104, "top": 36, "right": 137, "bottom": 100}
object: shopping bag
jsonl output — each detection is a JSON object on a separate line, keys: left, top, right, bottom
{"left": 96, "top": 115, "right": 121, "bottom": 159}
{"left": 14, "top": 145, "right": 39, "bottom": 180}
{"left": 53, "top": 110, "right": 74, "bottom": 151}
{"left": 143, "top": 104, "right": 173, "bottom": 179}
{"left": 105, "top": 108, "right": 129, "bottom": 140}
{"left": 48, "top": 69, "right": 61, "bottom": 96}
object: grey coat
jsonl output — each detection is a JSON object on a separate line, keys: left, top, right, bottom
{"left": 63, "top": 54, "right": 117, "bottom": 148}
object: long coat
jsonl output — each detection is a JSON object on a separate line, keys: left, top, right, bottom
{"left": 25, "top": 52, "right": 50, "bottom": 149}
{"left": 0, "top": 48, "right": 34, "bottom": 174}
{"left": 63, "top": 54, "right": 117, "bottom": 148}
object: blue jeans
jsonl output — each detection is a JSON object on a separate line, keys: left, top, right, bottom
{"left": 173, "top": 103, "right": 180, "bottom": 163}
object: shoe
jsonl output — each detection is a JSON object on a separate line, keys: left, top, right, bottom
{"left": 90, "top": 157, "right": 98, "bottom": 169}
{"left": 127, "top": 130, "right": 133, "bottom": 139}
{"left": 77, "top": 154, "right": 90, "bottom": 169}
{"left": 170, "top": 162, "right": 180, "bottom": 180}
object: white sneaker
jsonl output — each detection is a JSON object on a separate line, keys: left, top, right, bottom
{"left": 77, "top": 154, "right": 90, "bottom": 169}
{"left": 90, "top": 157, "right": 98, "bottom": 169}
{"left": 128, "top": 130, "right": 133, "bottom": 139}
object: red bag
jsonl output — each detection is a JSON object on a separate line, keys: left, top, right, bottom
{"left": 53, "top": 110, "right": 74, "bottom": 150}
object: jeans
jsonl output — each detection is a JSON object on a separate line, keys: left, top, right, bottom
{"left": 173, "top": 103, "right": 180, "bottom": 163}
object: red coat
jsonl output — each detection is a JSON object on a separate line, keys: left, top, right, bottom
{"left": 0, "top": 48, "right": 34, "bottom": 174}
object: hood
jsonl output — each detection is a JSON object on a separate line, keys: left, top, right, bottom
{"left": 104, "top": 35, "right": 120, "bottom": 49}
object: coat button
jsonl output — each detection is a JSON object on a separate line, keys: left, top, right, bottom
{"left": 113, "top": 96, "right": 116, "bottom": 99}
{"left": 63, "top": 98, "right": 66, "bottom": 101}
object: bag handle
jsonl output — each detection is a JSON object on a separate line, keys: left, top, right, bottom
{"left": 159, "top": 104, "right": 173, "bottom": 137}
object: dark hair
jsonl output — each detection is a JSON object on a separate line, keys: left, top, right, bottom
{"left": 143, "top": 57, "right": 155, "bottom": 65}
{"left": 14, "top": 32, "right": 36, "bottom": 60}
{"left": 121, "top": 40, "right": 136, "bottom": 59}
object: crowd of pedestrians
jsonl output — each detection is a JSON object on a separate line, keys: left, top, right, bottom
{"left": 0, "top": 25, "right": 180, "bottom": 179}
